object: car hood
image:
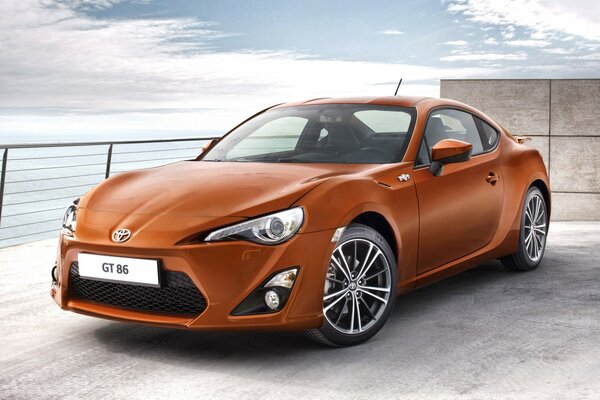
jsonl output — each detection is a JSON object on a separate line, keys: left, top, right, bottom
{"left": 80, "top": 161, "right": 369, "bottom": 218}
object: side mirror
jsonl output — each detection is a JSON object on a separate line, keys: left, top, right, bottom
{"left": 429, "top": 139, "right": 472, "bottom": 177}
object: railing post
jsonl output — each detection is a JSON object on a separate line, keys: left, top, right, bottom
{"left": 0, "top": 148, "right": 8, "bottom": 227}
{"left": 105, "top": 144, "right": 113, "bottom": 179}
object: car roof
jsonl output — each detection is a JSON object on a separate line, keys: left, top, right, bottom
{"left": 274, "top": 96, "right": 430, "bottom": 108}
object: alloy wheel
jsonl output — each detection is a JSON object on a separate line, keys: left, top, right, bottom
{"left": 323, "top": 238, "right": 392, "bottom": 335}
{"left": 524, "top": 193, "right": 547, "bottom": 262}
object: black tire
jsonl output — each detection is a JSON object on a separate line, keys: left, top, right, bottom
{"left": 501, "top": 186, "right": 548, "bottom": 271}
{"left": 304, "top": 223, "right": 398, "bottom": 347}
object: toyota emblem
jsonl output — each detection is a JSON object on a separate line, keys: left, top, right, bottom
{"left": 112, "top": 228, "right": 131, "bottom": 243}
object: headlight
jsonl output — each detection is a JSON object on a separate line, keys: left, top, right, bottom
{"left": 205, "top": 207, "right": 304, "bottom": 245}
{"left": 62, "top": 201, "right": 78, "bottom": 235}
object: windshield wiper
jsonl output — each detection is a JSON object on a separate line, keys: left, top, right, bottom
{"left": 218, "top": 157, "right": 254, "bottom": 162}
{"left": 277, "top": 158, "right": 303, "bottom": 163}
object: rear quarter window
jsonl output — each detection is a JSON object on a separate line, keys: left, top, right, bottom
{"left": 477, "top": 118, "right": 500, "bottom": 151}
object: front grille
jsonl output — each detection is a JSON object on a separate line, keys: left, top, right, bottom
{"left": 69, "top": 262, "right": 206, "bottom": 316}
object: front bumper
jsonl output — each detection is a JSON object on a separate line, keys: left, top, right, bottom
{"left": 52, "top": 229, "right": 335, "bottom": 331}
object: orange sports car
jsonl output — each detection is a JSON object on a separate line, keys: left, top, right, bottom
{"left": 52, "top": 96, "right": 550, "bottom": 346}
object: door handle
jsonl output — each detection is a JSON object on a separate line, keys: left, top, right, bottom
{"left": 486, "top": 171, "right": 499, "bottom": 185}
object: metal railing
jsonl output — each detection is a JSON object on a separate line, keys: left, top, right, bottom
{"left": 0, "top": 136, "right": 219, "bottom": 248}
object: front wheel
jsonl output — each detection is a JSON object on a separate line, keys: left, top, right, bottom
{"left": 304, "top": 223, "right": 397, "bottom": 346}
{"left": 501, "top": 186, "right": 548, "bottom": 271}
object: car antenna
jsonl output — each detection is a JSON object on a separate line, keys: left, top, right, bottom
{"left": 394, "top": 78, "right": 403, "bottom": 96}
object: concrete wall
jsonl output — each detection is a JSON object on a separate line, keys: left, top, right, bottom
{"left": 441, "top": 79, "right": 600, "bottom": 221}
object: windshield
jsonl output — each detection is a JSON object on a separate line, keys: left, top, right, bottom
{"left": 202, "top": 104, "right": 416, "bottom": 164}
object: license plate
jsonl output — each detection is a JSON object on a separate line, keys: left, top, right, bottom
{"left": 78, "top": 253, "right": 160, "bottom": 287}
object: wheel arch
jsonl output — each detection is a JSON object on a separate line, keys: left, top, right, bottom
{"left": 350, "top": 211, "right": 398, "bottom": 262}
{"left": 530, "top": 179, "right": 551, "bottom": 220}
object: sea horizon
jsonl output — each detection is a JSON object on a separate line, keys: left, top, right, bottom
{"left": 0, "top": 130, "right": 223, "bottom": 146}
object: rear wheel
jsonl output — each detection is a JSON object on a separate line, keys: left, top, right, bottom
{"left": 501, "top": 186, "right": 548, "bottom": 271}
{"left": 304, "top": 223, "right": 397, "bottom": 346}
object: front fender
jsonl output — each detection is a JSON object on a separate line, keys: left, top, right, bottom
{"left": 293, "top": 174, "right": 419, "bottom": 290}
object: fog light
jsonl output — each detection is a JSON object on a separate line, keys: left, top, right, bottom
{"left": 231, "top": 267, "right": 300, "bottom": 316}
{"left": 264, "top": 290, "right": 280, "bottom": 310}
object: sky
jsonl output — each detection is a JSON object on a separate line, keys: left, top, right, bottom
{"left": 0, "top": 0, "right": 599, "bottom": 142}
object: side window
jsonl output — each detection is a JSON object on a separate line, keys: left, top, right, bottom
{"left": 477, "top": 118, "right": 499, "bottom": 151}
{"left": 424, "top": 109, "right": 484, "bottom": 156}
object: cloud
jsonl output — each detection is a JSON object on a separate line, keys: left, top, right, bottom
{"left": 564, "top": 53, "right": 600, "bottom": 60}
{"left": 446, "top": 0, "right": 600, "bottom": 42}
{"left": 542, "top": 48, "right": 573, "bottom": 55}
{"left": 56, "top": 0, "right": 131, "bottom": 11}
{"left": 378, "top": 29, "right": 404, "bottom": 35}
{"left": 506, "top": 39, "right": 551, "bottom": 47}
{"left": 1, "top": 0, "right": 503, "bottom": 138}
{"left": 445, "top": 40, "right": 469, "bottom": 46}
{"left": 441, "top": 52, "right": 528, "bottom": 62}
{"left": 483, "top": 37, "right": 498, "bottom": 45}
{"left": 530, "top": 31, "right": 548, "bottom": 40}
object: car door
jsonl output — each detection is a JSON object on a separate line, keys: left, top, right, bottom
{"left": 414, "top": 108, "right": 504, "bottom": 274}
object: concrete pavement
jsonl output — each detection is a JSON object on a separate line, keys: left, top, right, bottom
{"left": 1, "top": 222, "right": 599, "bottom": 399}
